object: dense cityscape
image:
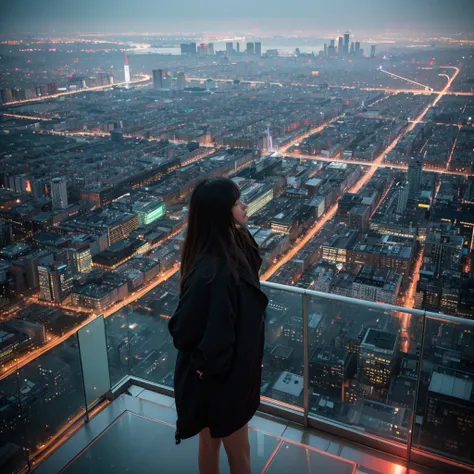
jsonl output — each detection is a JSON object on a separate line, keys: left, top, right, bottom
{"left": 0, "top": 13, "right": 474, "bottom": 473}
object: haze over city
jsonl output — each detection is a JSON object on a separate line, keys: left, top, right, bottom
{"left": 0, "top": 1, "right": 473, "bottom": 473}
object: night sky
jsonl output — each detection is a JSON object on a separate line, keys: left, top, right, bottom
{"left": 1, "top": 0, "right": 473, "bottom": 34}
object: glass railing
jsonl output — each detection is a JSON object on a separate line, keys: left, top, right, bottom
{"left": 1, "top": 281, "right": 473, "bottom": 473}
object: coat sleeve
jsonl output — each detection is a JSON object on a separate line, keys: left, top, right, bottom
{"left": 169, "top": 269, "right": 236, "bottom": 378}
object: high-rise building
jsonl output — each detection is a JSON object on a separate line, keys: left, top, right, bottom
{"left": 338, "top": 37, "right": 344, "bottom": 54}
{"left": 328, "top": 39, "right": 336, "bottom": 57}
{"left": 1, "top": 88, "right": 13, "bottom": 104}
{"left": 323, "top": 43, "right": 328, "bottom": 56}
{"left": 236, "top": 43, "right": 240, "bottom": 53}
{"left": 208, "top": 43, "right": 214, "bottom": 55}
{"left": 47, "top": 83, "right": 58, "bottom": 95}
{"left": 255, "top": 42, "right": 262, "bottom": 57}
{"left": 350, "top": 42, "right": 355, "bottom": 55}
{"left": 50, "top": 177, "right": 68, "bottom": 209}
{"left": 246, "top": 42, "right": 254, "bottom": 55}
{"left": 424, "top": 227, "right": 464, "bottom": 274}
{"left": 310, "top": 347, "right": 355, "bottom": 401}
{"left": 355, "top": 42, "right": 361, "bottom": 56}
{"left": 68, "top": 247, "right": 92, "bottom": 275}
{"left": 359, "top": 329, "right": 398, "bottom": 400}
{"left": 396, "top": 184, "right": 409, "bottom": 214}
{"left": 198, "top": 43, "right": 208, "bottom": 56}
{"left": 344, "top": 32, "right": 350, "bottom": 54}
{"left": 153, "top": 69, "right": 163, "bottom": 89}
{"left": 39, "top": 263, "right": 73, "bottom": 303}
{"left": 226, "top": 42, "right": 233, "bottom": 56}
{"left": 177, "top": 72, "right": 186, "bottom": 90}
{"left": 349, "top": 205, "right": 370, "bottom": 232}
{"left": 123, "top": 52, "right": 131, "bottom": 86}
{"left": 180, "top": 43, "right": 196, "bottom": 55}
{"left": 371, "top": 45, "right": 376, "bottom": 58}
{"left": 407, "top": 155, "right": 423, "bottom": 209}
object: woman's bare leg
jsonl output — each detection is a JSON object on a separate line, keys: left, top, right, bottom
{"left": 222, "top": 424, "right": 251, "bottom": 474}
{"left": 199, "top": 427, "right": 222, "bottom": 474}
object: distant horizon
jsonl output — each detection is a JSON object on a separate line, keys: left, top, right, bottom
{"left": 1, "top": 0, "right": 474, "bottom": 36}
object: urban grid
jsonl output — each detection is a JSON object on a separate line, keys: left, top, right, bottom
{"left": 0, "top": 10, "right": 474, "bottom": 474}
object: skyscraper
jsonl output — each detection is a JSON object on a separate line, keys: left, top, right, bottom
{"left": 338, "top": 37, "right": 344, "bottom": 55}
{"left": 396, "top": 184, "right": 409, "bottom": 214}
{"left": 123, "top": 52, "right": 131, "bottom": 86}
{"left": 407, "top": 155, "right": 423, "bottom": 209}
{"left": 344, "top": 32, "right": 350, "bottom": 55}
{"left": 208, "top": 43, "right": 214, "bottom": 55}
{"left": 236, "top": 43, "right": 240, "bottom": 53}
{"left": 359, "top": 329, "right": 398, "bottom": 400}
{"left": 371, "top": 45, "right": 376, "bottom": 58}
{"left": 255, "top": 42, "right": 262, "bottom": 57}
{"left": 355, "top": 42, "right": 361, "bottom": 56}
{"left": 51, "top": 177, "right": 68, "bottom": 209}
{"left": 226, "top": 42, "right": 233, "bottom": 56}
{"left": 246, "top": 42, "right": 255, "bottom": 55}
{"left": 323, "top": 43, "right": 327, "bottom": 56}
{"left": 177, "top": 72, "right": 186, "bottom": 90}
{"left": 1, "top": 88, "right": 13, "bottom": 104}
{"left": 350, "top": 42, "right": 355, "bottom": 55}
{"left": 38, "top": 263, "right": 73, "bottom": 303}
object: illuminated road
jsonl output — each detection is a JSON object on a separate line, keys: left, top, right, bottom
{"left": 1, "top": 74, "right": 152, "bottom": 106}
{"left": 286, "top": 152, "right": 472, "bottom": 177}
{"left": 2, "top": 113, "right": 53, "bottom": 121}
{"left": 278, "top": 116, "right": 342, "bottom": 154}
{"left": 262, "top": 66, "right": 460, "bottom": 281}
{"left": 379, "top": 68, "right": 433, "bottom": 91}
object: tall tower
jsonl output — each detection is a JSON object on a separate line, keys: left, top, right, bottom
{"left": 407, "top": 155, "right": 423, "bottom": 210}
{"left": 255, "top": 42, "right": 262, "bottom": 57}
{"left": 344, "top": 32, "right": 350, "bottom": 55}
{"left": 266, "top": 127, "right": 273, "bottom": 152}
{"left": 123, "top": 52, "right": 131, "bottom": 87}
{"left": 153, "top": 69, "right": 163, "bottom": 90}
{"left": 355, "top": 42, "right": 361, "bottom": 56}
{"left": 51, "top": 177, "right": 68, "bottom": 209}
{"left": 371, "top": 45, "right": 376, "bottom": 58}
{"left": 338, "top": 37, "right": 344, "bottom": 55}
{"left": 246, "top": 42, "right": 254, "bottom": 55}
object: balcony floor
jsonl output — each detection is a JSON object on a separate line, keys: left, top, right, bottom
{"left": 34, "top": 385, "right": 443, "bottom": 474}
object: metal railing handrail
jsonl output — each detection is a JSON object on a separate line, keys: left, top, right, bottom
{"left": 260, "top": 280, "right": 474, "bottom": 327}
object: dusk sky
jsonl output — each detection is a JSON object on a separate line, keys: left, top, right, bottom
{"left": 1, "top": 0, "right": 474, "bottom": 34}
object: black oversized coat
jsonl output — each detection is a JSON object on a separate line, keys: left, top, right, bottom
{"left": 168, "top": 245, "right": 268, "bottom": 442}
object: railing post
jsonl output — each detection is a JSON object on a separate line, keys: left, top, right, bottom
{"left": 302, "top": 293, "right": 310, "bottom": 427}
{"left": 407, "top": 310, "right": 428, "bottom": 465}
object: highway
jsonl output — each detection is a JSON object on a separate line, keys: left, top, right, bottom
{"left": 261, "top": 66, "right": 460, "bottom": 281}
{"left": 1, "top": 73, "right": 152, "bottom": 107}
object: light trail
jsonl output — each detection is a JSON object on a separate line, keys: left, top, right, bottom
{"left": 379, "top": 68, "right": 433, "bottom": 91}
{"left": 262, "top": 66, "right": 460, "bottom": 282}
{"left": 446, "top": 130, "right": 459, "bottom": 172}
{"left": 1, "top": 74, "right": 151, "bottom": 106}
{"left": 286, "top": 152, "right": 472, "bottom": 177}
{"left": 2, "top": 113, "right": 52, "bottom": 121}
{"left": 278, "top": 116, "right": 342, "bottom": 154}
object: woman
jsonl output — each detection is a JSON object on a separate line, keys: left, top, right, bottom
{"left": 168, "top": 177, "right": 268, "bottom": 474}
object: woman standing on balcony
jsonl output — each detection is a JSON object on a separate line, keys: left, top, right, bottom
{"left": 168, "top": 177, "right": 268, "bottom": 474}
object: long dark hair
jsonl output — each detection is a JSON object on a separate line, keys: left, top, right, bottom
{"left": 180, "top": 177, "right": 257, "bottom": 290}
